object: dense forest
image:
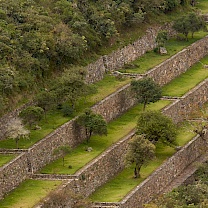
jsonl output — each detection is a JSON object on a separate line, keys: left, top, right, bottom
{"left": 0, "top": 0, "right": 193, "bottom": 115}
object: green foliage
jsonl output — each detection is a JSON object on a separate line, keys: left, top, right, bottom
{"left": 36, "top": 90, "right": 58, "bottom": 114}
{"left": 156, "top": 30, "right": 168, "bottom": 47}
{"left": 5, "top": 118, "right": 30, "bottom": 149}
{"left": 137, "top": 110, "right": 177, "bottom": 146}
{"left": 163, "top": 0, "right": 180, "bottom": 12}
{"left": 77, "top": 109, "right": 107, "bottom": 143}
{"left": 20, "top": 106, "right": 44, "bottom": 128}
{"left": 53, "top": 146, "right": 71, "bottom": 166}
{"left": 125, "top": 135, "right": 155, "bottom": 178}
{"left": 131, "top": 78, "right": 162, "bottom": 111}
{"left": 61, "top": 104, "right": 74, "bottom": 117}
{"left": 173, "top": 12, "right": 206, "bottom": 40}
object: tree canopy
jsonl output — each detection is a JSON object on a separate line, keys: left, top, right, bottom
{"left": 77, "top": 109, "right": 107, "bottom": 143}
{"left": 125, "top": 135, "right": 155, "bottom": 178}
{"left": 137, "top": 110, "right": 177, "bottom": 146}
{"left": 173, "top": 12, "right": 206, "bottom": 41}
{"left": 131, "top": 78, "right": 162, "bottom": 111}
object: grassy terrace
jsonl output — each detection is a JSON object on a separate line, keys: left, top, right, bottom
{"left": 0, "top": 31, "right": 207, "bottom": 150}
{"left": 90, "top": 122, "right": 196, "bottom": 202}
{"left": 162, "top": 55, "right": 208, "bottom": 97}
{"left": 0, "top": 154, "right": 16, "bottom": 167}
{"left": 119, "top": 31, "right": 208, "bottom": 74}
{"left": 40, "top": 100, "right": 170, "bottom": 174}
{"left": 196, "top": 0, "right": 208, "bottom": 13}
{"left": 0, "top": 180, "right": 62, "bottom": 208}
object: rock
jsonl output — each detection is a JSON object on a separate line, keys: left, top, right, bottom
{"left": 175, "top": 146, "right": 182, "bottom": 151}
{"left": 159, "top": 47, "right": 168, "bottom": 55}
{"left": 34, "top": 125, "right": 42, "bottom": 130}
{"left": 86, "top": 147, "right": 93, "bottom": 152}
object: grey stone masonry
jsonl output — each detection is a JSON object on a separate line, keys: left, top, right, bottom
{"left": 1, "top": 35, "right": 208, "bottom": 201}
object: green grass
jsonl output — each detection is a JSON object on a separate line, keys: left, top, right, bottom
{"left": 196, "top": 0, "right": 208, "bottom": 13}
{"left": 119, "top": 31, "right": 208, "bottom": 74}
{"left": 162, "top": 55, "right": 208, "bottom": 97}
{"left": 0, "top": 76, "right": 130, "bottom": 149}
{"left": 40, "top": 100, "right": 171, "bottom": 175}
{"left": 90, "top": 122, "right": 196, "bottom": 202}
{"left": 0, "top": 154, "right": 16, "bottom": 167}
{"left": 0, "top": 180, "right": 62, "bottom": 208}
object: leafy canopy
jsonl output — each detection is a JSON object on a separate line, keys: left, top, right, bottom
{"left": 137, "top": 110, "right": 177, "bottom": 146}
{"left": 131, "top": 78, "right": 162, "bottom": 111}
{"left": 77, "top": 109, "right": 107, "bottom": 143}
{"left": 125, "top": 135, "right": 155, "bottom": 178}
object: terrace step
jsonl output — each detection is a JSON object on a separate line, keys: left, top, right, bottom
{"left": 29, "top": 173, "right": 77, "bottom": 180}
{"left": 0, "top": 149, "right": 28, "bottom": 154}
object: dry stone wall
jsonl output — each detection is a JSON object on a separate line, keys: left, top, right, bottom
{"left": 85, "top": 24, "right": 175, "bottom": 84}
{"left": 73, "top": 130, "right": 135, "bottom": 197}
{"left": 119, "top": 134, "right": 208, "bottom": 208}
{"left": 1, "top": 35, "right": 208, "bottom": 200}
{"left": 0, "top": 153, "right": 28, "bottom": 199}
{"left": 147, "top": 36, "right": 208, "bottom": 86}
{"left": 163, "top": 78, "right": 208, "bottom": 123}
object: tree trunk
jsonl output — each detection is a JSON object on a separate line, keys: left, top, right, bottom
{"left": 15, "top": 138, "right": 19, "bottom": 149}
{"left": 143, "top": 99, "right": 147, "bottom": 111}
{"left": 134, "top": 167, "right": 138, "bottom": 178}
{"left": 62, "top": 157, "right": 65, "bottom": 166}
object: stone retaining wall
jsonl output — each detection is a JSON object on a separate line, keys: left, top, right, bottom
{"left": 73, "top": 130, "right": 135, "bottom": 197}
{"left": 1, "top": 35, "right": 208, "bottom": 199}
{"left": 119, "top": 134, "right": 208, "bottom": 208}
{"left": 0, "top": 152, "right": 28, "bottom": 199}
{"left": 85, "top": 24, "right": 176, "bottom": 84}
{"left": 163, "top": 78, "right": 208, "bottom": 123}
{"left": 25, "top": 75, "right": 208, "bottom": 206}
{"left": 147, "top": 36, "right": 208, "bottom": 86}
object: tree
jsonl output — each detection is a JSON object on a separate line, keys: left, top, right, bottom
{"left": 55, "top": 68, "right": 89, "bottom": 109}
{"left": 187, "top": 12, "right": 206, "bottom": 38}
{"left": 173, "top": 12, "right": 206, "bottom": 41}
{"left": 125, "top": 135, "right": 155, "bottom": 178}
{"left": 36, "top": 90, "right": 58, "bottom": 117}
{"left": 77, "top": 109, "right": 107, "bottom": 143}
{"left": 173, "top": 15, "right": 190, "bottom": 41}
{"left": 156, "top": 30, "right": 168, "bottom": 47}
{"left": 131, "top": 78, "right": 162, "bottom": 111}
{"left": 53, "top": 146, "right": 71, "bottom": 167}
{"left": 5, "top": 118, "right": 30, "bottom": 149}
{"left": 137, "top": 110, "right": 177, "bottom": 146}
{"left": 20, "top": 106, "right": 44, "bottom": 128}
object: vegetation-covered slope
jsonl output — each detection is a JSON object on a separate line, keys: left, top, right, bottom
{"left": 0, "top": 0, "right": 192, "bottom": 115}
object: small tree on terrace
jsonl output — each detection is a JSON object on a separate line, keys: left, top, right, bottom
{"left": 173, "top": 12, "right": 206, "bottom": 41}
{"left": 53, "top": 146, "right": 71, "bottom": 167}
{"left": 137, "top": 110, "right": 177, "bottom": 146}
{"left": 156, "top": 30, "right": 168, "bottom": 47}
{"left": 77, "top": 109, "right": 107, "bottom": 143}
{"left": 125, "top": 135, "right": 155, "bottom": 178}
{"left": 131, "top": 78, "right": 162, "bottom": 111}
{"left": 187, "top": 12, "right": 206, "bottom": 38}
{"left": 20, "top": 106, "right": 44, "bottom": 128}
{"left": 173, "top": 15, "right": 190, "bottom": 41}
{"left": 5, "top": 118, "right": 30, "bottom": 149}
